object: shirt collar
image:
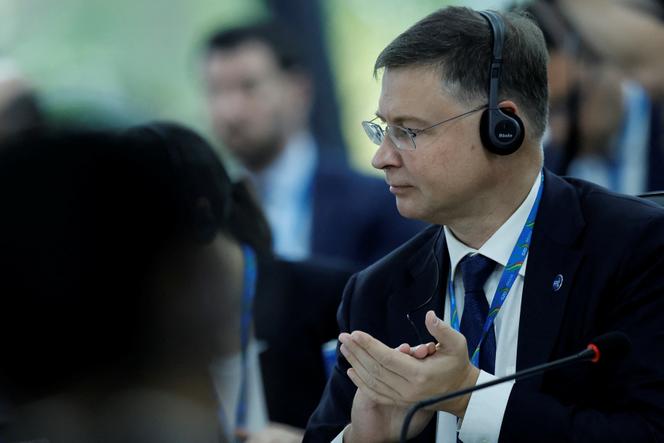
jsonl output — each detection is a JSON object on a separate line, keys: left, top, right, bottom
{"left": 444, "top": 170, "right": 542, "bottom": 278}
{"left": 252, "top": 131, "right": 318, "bottom": 202}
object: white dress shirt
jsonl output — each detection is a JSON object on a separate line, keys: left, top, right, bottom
{"left": 211, "top": 339, "right": 269, "bottom": 441}
{"left": 252, "top": 132, "right": 318, "bottom": 261}
{"left": 332, "top": 171, "right": 542, "bottom": 443}
{"left": 439, "top": 170, "right": 542, "bottom": 443}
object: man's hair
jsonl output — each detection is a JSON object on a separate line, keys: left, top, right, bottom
{"left": 0, "top": 124, "right": 272, "bottom": 402}
{"left": 122, "top": 122, "right": 272, "bottom": 255}
{"left": 375, "top": 7, "right": 549, "bottom": 140}
{"left": 205, "top": 20, "right": 308, "bottom": 73}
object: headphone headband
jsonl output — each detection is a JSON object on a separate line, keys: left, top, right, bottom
{"left": 479, "top": 11, "right": 505, "bottom": 62}
{"left": 479, "top": 10, "right": 504, "bottom": 112}
{"left": 477, "top": 10, "right": 525, "bottom": 155}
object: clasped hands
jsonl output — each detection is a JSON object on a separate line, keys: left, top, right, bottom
{"left": 339, "top": 310, "right": 480, "bottom": 418}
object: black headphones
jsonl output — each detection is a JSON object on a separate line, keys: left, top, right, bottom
{"left": 478, "top": 10, "right": 525, "bottom": 155}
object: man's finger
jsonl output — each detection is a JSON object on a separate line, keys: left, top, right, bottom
{"left": 397, "top": 343, "right": 411, "bottom": 354}
{"left": 349, "top": 330, "right": 418, "bottom": 376}
{"left": 340, "top": 342, "right": 406, "bottom": 400}
{"left": 347, "top": 367, "right": 407, "bottom": 407}
{"left": 341, "top": 332, "right": 410, "bottom": 383}
{"left": 424, "top": 310, "right": 463, "bottom": 353}
{"left": 411, "top": 342, "right": 437, "bottom": 359}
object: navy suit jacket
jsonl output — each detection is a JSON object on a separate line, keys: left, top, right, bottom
{"left": 254, "top": 257, "right": 354, "bottom": 429}
{"left": 311, "top": 164, "right": 426, "bottom": 268}
{"left": 305, "top": 170, "right": 664, "bottom": 442}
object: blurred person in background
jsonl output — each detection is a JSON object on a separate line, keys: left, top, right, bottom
{"left": 0, "top": 123, "right": 270, "bottom": 442}
{"left": 201, "top": 20, "right": 424, "bottom": 266}
{"left": 0, "top": 58, "right": 45, "bottom": 141}
{"left": 125, "top": 123, "right": 352, "bottom": 443}
{"left": 526, "top": 0, "right": 664, "bottom": 193}
{"left": 555, "top": 0, "right": 664, "bottom": 100}
{"left": 0, "top": 122, "right": 348, "bottom": 443}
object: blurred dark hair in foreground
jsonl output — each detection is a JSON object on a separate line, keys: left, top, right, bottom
{"left": 0, "top": 123, "right": 267, "bottom": 441}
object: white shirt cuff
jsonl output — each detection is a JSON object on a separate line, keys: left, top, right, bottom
{"left": 332, "top": 424, "right": 351, "bottom": 443}
{"left": 457, "top": 370, "right": 513, "bottom": 443}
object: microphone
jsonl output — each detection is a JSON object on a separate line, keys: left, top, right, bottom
{"left": 399, "top": 332, "right": 631, "bottom": 443}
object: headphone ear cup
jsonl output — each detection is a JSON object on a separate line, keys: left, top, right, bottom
{"left": 502, "top": 109, "right": 525, "bottom": 152}
{"left": 479, "top": 108, "right": 525, "bottom": 155}
{"left": 479, "top": 109, "right": 493, "bottom": 152}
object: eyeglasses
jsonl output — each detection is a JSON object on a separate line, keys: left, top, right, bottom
{"left": 361, "top": 104, "right": 487, "bottom": 151}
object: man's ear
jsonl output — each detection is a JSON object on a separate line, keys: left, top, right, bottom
{"left": 497, "top": 99, "right": 519, "bottom": 115}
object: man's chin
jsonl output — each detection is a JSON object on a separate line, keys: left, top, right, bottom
{"left": 228, "top": 146, "right": 279, "bottom": 172}
{"left": 395, "top": 198, "right": 421, "bottom": 220}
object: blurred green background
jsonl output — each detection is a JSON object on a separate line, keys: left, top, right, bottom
{"left": 0, "top": 0, "right": 510, "bottom": 173}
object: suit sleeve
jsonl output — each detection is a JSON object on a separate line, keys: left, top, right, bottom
{"left": 499, "top": 215, "right": 664, "bottom": 442}
{"left": 303, "top": 274, "right": 359, "bottom": 443}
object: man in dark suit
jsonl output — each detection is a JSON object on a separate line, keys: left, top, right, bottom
{"left": 201, "top": 20, "right": 423, "bottom": 267}
{"left": 305, "top": 6, "right": 664, "bottom": 443}
{"left": 255, "top": 257, "right": 353, "bottom": 429}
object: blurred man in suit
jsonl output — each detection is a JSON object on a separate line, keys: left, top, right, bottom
{"left": 202, "top": 21, "right": 423, "bottom": 266}
{"left": 0, "top": 58, "right": 44, "bottom": 141}
{"left": 305, "top": 6, "right": 664, "bottom": 442}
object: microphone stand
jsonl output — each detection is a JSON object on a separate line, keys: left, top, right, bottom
{"left": 399, "top": 347, "right": 596, "bottom": 443}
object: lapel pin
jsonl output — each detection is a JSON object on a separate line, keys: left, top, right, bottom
{"left": 552, "top": 274, "right": 564, "bottom": 292}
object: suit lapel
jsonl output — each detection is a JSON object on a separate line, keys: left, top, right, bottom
{"left": 310, "top": 167, "right": 328, "bottom": 255}
{"left": 388, "top": 227, "right": 448, "bottom": 345}
{"left": 381, "top": 171, "right": 586, "bottom": 366}
{"left": 517, "top": 171, "right": 585, "bottom": 375}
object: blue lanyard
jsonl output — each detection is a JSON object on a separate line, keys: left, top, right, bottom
{"left": 236, "top": 243, "right": 257, "bottom": 433}
{"left": 448, "top": 173, "right": 543, "bottom": 367}
{"left": 609, "top": 84, "right": 650, "bottom": 192}
{"left": 219, "top": 244, "right": 257, "bottom": 441}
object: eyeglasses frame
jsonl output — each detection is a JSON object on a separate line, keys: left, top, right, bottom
{"left": 362, "top": 104, "right": 487, "bottom": 151}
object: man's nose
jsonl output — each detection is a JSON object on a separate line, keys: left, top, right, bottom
{"left": 371, "top": 137, "right": 403, "bottom": 171}
{"left": 213, "top": 90, "right": 249, "bottom": 120}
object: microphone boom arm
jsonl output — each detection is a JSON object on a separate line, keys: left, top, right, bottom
{"left": 400, "top": 347, "right": 596, "bottom": 443}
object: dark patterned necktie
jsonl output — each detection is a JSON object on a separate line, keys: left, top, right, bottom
{"left": 459, "top": 254, "right": 497, "bottom": 374}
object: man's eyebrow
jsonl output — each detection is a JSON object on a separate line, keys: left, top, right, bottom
{"left": 374, "top": 111, "right": 428, "bottom": 127}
